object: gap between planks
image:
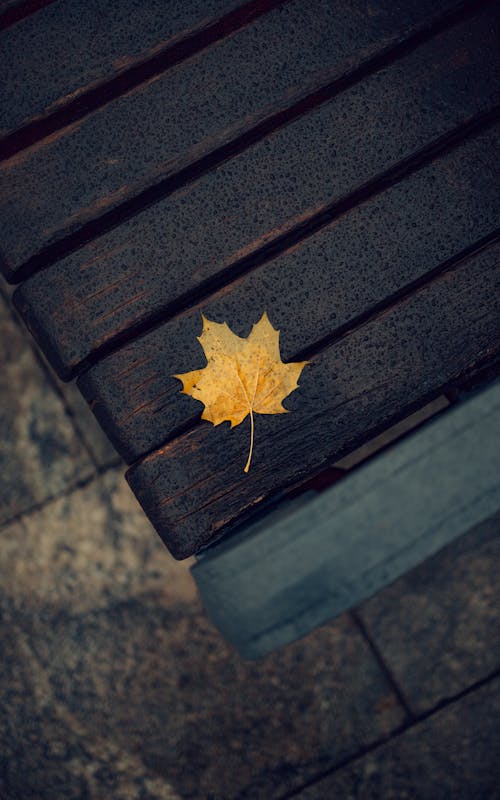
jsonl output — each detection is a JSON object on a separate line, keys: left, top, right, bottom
{"left": 0, "top": 0, "right": 289, "bottom": 161}
{"left": 3, "top": 0, "right": 494, "bottom": 281}
{"left": 0, "top": 0, "right": 56, "bottom": 32}
{"left": 121, "top": 231, "right": 500, "bottom": 468}
{"left": 55, "top": 108, "right": 500, "bottom": 380}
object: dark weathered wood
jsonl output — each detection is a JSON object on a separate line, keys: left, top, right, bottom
{"left": 0, "top": 0, "right": 245, "bottom": 136}
{"left": 193, "top": 381, "right": 500, "bottom": 658}
{"left": 13, "top": 7, "right": 500, "bottom": 372}
{"left": 0, "top": 0, "right": 21, "bottom": 13}
{"left": 126, "top": 240, "right": 500, "bottom": 559}
{"left": 77, "top": 129, "right": 500, "bottom": 462}
{"left": 0, "top": 0, "right": 55, "bottom": 21}
{"left": 1, "top": 0, "right": 481, "bottom": 281}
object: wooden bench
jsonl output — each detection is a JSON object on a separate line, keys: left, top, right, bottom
{"left": 2, "top": 0, "right": 499, "bottom": 655}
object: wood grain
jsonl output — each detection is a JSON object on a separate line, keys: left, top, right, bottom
{"left": 0, "top": 0, "right": 245, "bottom": 136}
{"left": 77, "top": 128, "right": 500, "bottom": 462}
{"left": 0, "top": 0, "right": 56, "bottom": 25}
{"left": 13, "top": 6, "right": 500, "bottom": 373}
{"left": 1, "top": 0, "right": 475, "bottom": 280}
{"left": 126, "top": 240, "right": 500, "bottom": 559}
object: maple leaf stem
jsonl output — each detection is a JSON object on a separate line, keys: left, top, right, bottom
{"left": 244, "top": 408, "right": 254, "bottom": 473}
{"left": 176, "top": 313, "right": 307, "bottom": 474}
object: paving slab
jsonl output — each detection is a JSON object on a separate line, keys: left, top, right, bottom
{"left": 5, "top": 293, "right": 120, "bottom": 469}
{"left": 0, "top": 295, "right": 93, "bottom": 524}
{"left": 295, "top": 676, "right": 500, "bottom": 800}
{"left": 0, "top": 627, "right": 181, "bottom": 800}
{"left": 0, "top": 467, "right": 195, "bottom": 615}
{"left": 358, "top": 510, "right": 500, "bottom": 714}
{"left": 2, "top": 604, "right": 405, "bottom": 800}
{"left": 0, "top": 454, "right": 405, "bottom": 798}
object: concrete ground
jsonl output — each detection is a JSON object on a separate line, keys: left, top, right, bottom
{"left": 1, "top": 290, "right": 499, "bottom": 800}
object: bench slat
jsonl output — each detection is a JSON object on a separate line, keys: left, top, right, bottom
{"left": 76, "top": 127, "right": 500, "bottom": 462}
{"left": 13, "top": 6, "right": 500, "bottom": 376}
{"left": 126, "top": 240, "right": 500, "bottom": 559}
{"left": 1, "top": 0, "right": 475, "bottom": 280}
{"left": 0, "top": 0, "right": 245, "bottom": 136}
{"left": 0, "top": 0, "right": 54, "bottom": 17}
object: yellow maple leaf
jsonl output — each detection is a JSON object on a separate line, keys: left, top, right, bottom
{"left": 173, "top": 311, "right": 308, "bottom": 472}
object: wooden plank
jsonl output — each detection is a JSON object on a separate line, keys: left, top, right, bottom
{"left": 126, "top": 239, "right": 500, "bottom": 559}
{"left": 13, "top": 6, "right": 500, "bottom": 371}
{"left": 0, "top": 0, "right": 246, "bottom": 136}
{"left": 192, "top": 381, "right": 500, "bottom": 658}
{"left": 0, "top": 0, "right": 56, "bottom": 20}
{"left": 77, "top": 128, "right": 500, "bottom": 462}
{"left": 0, "top": 0, "right": 21, "bottom": 12}
{"left": 0, "top": 0, "right": 477, "bottom": 281}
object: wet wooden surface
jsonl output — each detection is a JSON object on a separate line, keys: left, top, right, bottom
{"left": 0, "top": 0, "right": 476, "bottom": 280}
{"left": 0, "top": 0, "right": 247, "bottom": 136}
{"left": 2, "top": 0, "right": 500, "bottom": 560}
{"left": 127, "top": 242, "right": 500, "bottom": 558}
{"left": 0, "top": 0, "right": 55, "bottom": 21}
{"left": 76, "top": 131, "right": 499, "bottom": 462}
{"left": 13, "top": 5, "right": 500, "bottom": 374}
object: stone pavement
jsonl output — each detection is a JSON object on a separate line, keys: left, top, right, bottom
{"left": 0, "top": 290, "right": 499, "bottom": 800}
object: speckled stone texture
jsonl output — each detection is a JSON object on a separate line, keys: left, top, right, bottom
{"left": 0, "top": 471, "right": 406, "bottom": 798}
{"left": 295, "top": 677, "right": 500, "bottom": 800}
{"left": 358, "top": 511, "right": 500, "bottom": 715}
{"left": 0, "top": 294, "right": 93, "bottom": 524}
{"left": 0, "top": 628, "right": 182, "bottom": 800}
{"left": 0, "top": 302, "right": 410, "bottom": 798}
{"left": 0, "top": 468, "right": 195, "bottom": 616}
{"left": 53, "top": 378, "right": 121, "bottom": 469}
{"left": 2, "top": 603, "right": 407, "bottom": 799}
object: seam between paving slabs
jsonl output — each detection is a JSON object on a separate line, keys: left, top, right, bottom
{"left": 3, "top": 295, "right": 119, "bottom": 471}
{"left": 4, "top": 0, "right": 493, "bottom": 281}
{"left": 350, "top": 609, "right": 415, "bottom": 721}
{"left": 0, "top": 468, "right": 117, "bottom": 531}
{"left": 276, "top": 668, "right": 500, "bottom": 800}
